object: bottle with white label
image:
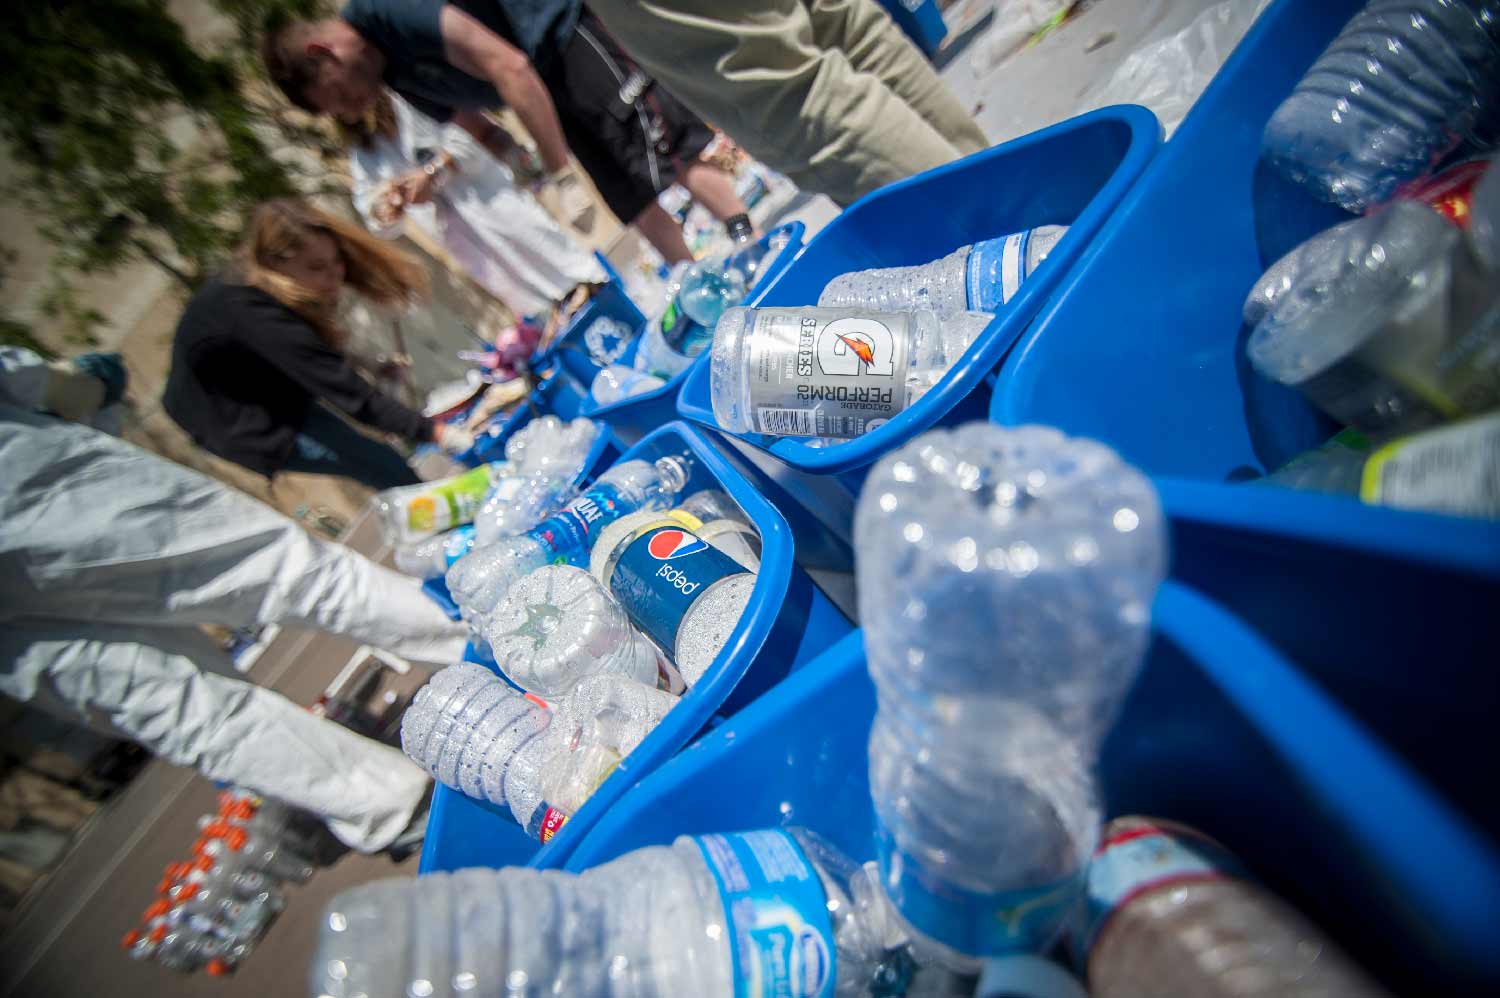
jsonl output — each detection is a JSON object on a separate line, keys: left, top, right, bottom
{"left": 710, "top": 306, "right": 992, "bottom": 440}
{"left": 309, "top": 826, "right": 975, "bottom": 998}
{"left": 374, "top": 464, "right": 505, "bottom": 546}
{"left": 482, "top": 564, "right": 670, "bottom": 697}
{"left": 400, "top": 662, "right": 677, "bottom": 843}
{"left": 817, "top": 226, "right": 1068, "bottom": 318}
{"left": 589, "top": 512, "right": 755, "bottom": 686}
{"left": 443, "top": 456, "right": 690, "bottom": 624}
{"left": 1080, "top": 816, "right": 1392, "bottom": 998}
{"left": 857, "top": 423, "right": 1167, "bottom": 965}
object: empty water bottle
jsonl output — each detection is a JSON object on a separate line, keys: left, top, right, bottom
{"left": 482, "top": 565, "right": 666, "bottom": 697}
{"left": 374, "top": 465, "right": 505, "bottom": 545}
{"left": 1261, "top": 0, "right": 1500, "bottom": 212}
{"left": 1247, "top": 199, "right": 1499, "bottom": 437}
{"left": 589, "top": 512, "right": 756, "bottom": 685}
{"left": 1080, "top": 816, "right": 1391, "bottom": 998}
{"left": 710, "top": 306, "right": 992, "bottom": 439}
{"left": 309, "top": 826, "right": 972, "bottom": 998}
{"left": 589, "top": 363, "right": 665, "bottom": 405}
{"left": 400, "top": 663, "right": 675, "bottom": 841}
{"left": 444, "top": 456, "right": 690, "bottom": 623}
{"left": 856, "top": 423, "right": 1167, "bottom": 960}
{"left": 504, "top": 416, "right": 599, "bottom": 479}
{"left": 676, "top": 214, "right": 758, "bottom": 328}
{"left": 818, "top": 226, "right": 1068, "bottom": 318}
{"left": 196, "top": 822, "right": 315, "bottom": 883}
{"left": 472, "top": 474, "right": 577, "bottom": 549}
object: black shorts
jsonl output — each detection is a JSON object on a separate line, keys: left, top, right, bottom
{"left": 545, "top": 12, "right": 714, "bottom": 223}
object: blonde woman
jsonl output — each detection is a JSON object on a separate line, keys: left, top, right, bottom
{"left": 164, "top": 200, "right": 474, "bottom": 490}
{"left": 347, "top": 89, "right": 606, "bottom": 323}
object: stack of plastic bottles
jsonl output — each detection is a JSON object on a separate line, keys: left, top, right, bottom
{"left": 383, "top": 416, "right": 603, "bottom": 579}
{"left": 122, "top": 789, "right": 322, "bottom": 976}
{"left": 410, "top": 451, "right": 763, "bottom": 841}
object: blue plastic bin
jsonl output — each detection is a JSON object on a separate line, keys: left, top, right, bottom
{"left": 876, "top": 0, "right": 948, "bottom": 58}
{"left": 676, "top": 104, "right": 1162, "bottom": 493}
{"left": 456, "top": 371, "right": 607, "bottom": 468}
{"left": 568, "top": 585, "right": 1500, "bottom": 994}
{"left": 580, "top": 222, "right": 807, "bottom": 446}
{"left": 531, "top": 253, "right": 646, "bottom": 388}
{"left": 418, "top": 421, "right": 855, "bottom": 874}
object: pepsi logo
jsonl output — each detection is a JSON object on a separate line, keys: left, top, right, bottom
{"left": 647, "top": 528, "right": 708, "bottom": 560}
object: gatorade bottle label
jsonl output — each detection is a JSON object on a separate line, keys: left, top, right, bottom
{"left": 1077, "top": 819, "right": 1241, "bottom": 960}
{"left": 874, "top": 821, "right": 1082, "bottom": 957}
{"left": 744, "top": 308, "right": 911, "bottom": 439}
{"left": 405, "top": 465, "right": 495, "bottom": 533}
{"left": 694, "top": 830, "right": 836, "bottom": 998}
{"left": 609, "top": 525, "right": 748, "bottom": 658}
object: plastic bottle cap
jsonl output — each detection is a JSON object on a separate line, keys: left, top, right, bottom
{"left": 149, "top": 925, "right": 168, "bottom": 943}
{"left": 206, "top": 959, "right": 229, "bottom": 977}
{"left": 145, "top": 899, "right": 170, "bottom": 919}
{"left": 193, "top": 855, "right": 214, "bottom": 872}
{"left": 121, "top": 930, "right": 140, "bottom": 949}
{"left": 179, "top": 883, "right": 199, "bottom": 901}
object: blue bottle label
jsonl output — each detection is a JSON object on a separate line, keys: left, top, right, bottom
{"left": 533, "top": 482, "right": 631, "bottom": 566}
{"left": 875, "top": 821, "right": 1082, "bottom": 957}
{"left": 694, "top": 830, "right": 836, "bottom": 998}
{"left": 1074, "top": 819, "right": 1238, "bottom": 962}
{"left": 443, "top": 524, "right": 477, "bottom": 567}
{"left": 609, "top": 525, "right": 747, "bottom": 657}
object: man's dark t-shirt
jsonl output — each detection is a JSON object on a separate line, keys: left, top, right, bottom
{"left": 342, "top": 0, "right": 580, "bottom": 121}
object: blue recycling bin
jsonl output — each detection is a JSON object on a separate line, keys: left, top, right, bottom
{"left": 876, "top": 0, "right": 948, "bottom": 59}
{"left": 580, "top": 222, "right": 808, "bottom": 446}
{"left": 568, "top": 585, "right": 1500, "bottom": 994}
{"left": 418, "top": 421, "right": 855, "bottom": 874}
{"left": 531, "top": 253, "right": 646, "bottom": 387}
{"left": 675, "top": 104, "right": 1162, "bottom": 501}
{"left": 455, "top": 371, "right": 601, "bottom": 468}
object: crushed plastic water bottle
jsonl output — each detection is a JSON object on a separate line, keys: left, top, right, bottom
{"left": 711, "top": 306, "right": 992, "bottom": 439}
{"left": 856, "top": 423, "right": 1167, "bottom": 960}
{"left": 589, "top": 363, "right": 665, "bottom": 406}
{"left": 818, "top": 226, "right": 1068, "bottom": 318}
{"left": 1261, "top": 0, "right": 1500, "bottom": 212}
{"left": 444, "top": 456, "right": 690, "bottom": 625}
{"left": 400, "top": 663, "right": 676, "bottom": 841}
{"left": 482, "top": 565, "right": 666, "bottom": 697}
{"left": 504, "top": 415, "right": 600, "bottom": 479}
{"left": 472, "top": 473, "right": 577, "bottom": 549}
{"left": 589, "top": 512, "right": 756, "bottom": 685}
{"left": 1247, "top": 199, "right": 1500, "bottom": 437}
{"left": 310, "top": 826, "right": 974, "bottom": 998}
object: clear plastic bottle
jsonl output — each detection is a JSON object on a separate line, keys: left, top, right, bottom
{"left": 677, "top": 214, "right": 758, "bottom": 328}
{"left": 443, "top": 456, "right": 690, "bottom": 624}
{"left": 589, "top": 512, "right": 756, "bottom": 686}
{"left": 855, "top": 423, "right": 1167, "bottom": 962}
{"left": 374, "top": 465, "right": 506, "bottom": 546}
{"left": 400, "top": 663, "right": 676, "bottom": 842}
{"left": 589, "top": 363, "right": 666, "bottom": 405}
{"left": 481, "top": 564, "right": 666, "bottom": 697}
{"left": 710, "top": 306, "right": 992, "bottom": 439}
{"left": 472, "top": 475, "right": 577, "bottom": 549}
{"left": 1261, "top": 0, "right": 1500, "bottom": 212}
{"left": 1247, "top": 200, "right": 1500, "bottom": 438}
{"left": 817, "top": 226, "right": 1068, "bottom": 318}
{"left": 504, "top": 416, "right": 600, "bottom": 479}
{"left": 1081, "top": 816, "right": 1392, "bottom": 998}
{"left": 196, "top": 824, "right": 315, "bottom": 883}
{"left": 309, "top": 827, "right": 972, "bottom": 998}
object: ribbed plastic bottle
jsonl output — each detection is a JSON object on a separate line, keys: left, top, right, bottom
{"left": 481, "top": 564, "right": 667, "bottom": 697}
{"left": 1079, "top": 816, "right": 1392, "bottom": 998}
{"left": 589, "top": 511, "right": 756, "bottom": 685}
{"left": 817, "top": 226, "right": 1068, "bottom": 318}
{"left": 443, "top": 456, "right": 690, "bottom": 624}
{"left": 710, "top": 307, "right": 992, "bottom": 439}
{"left": 1261, "top": 0, "right": 1500, "bottom": 212}
{"left": 589, "top": 363, "right": 665, "bottom": 406}
{"left": 309, "top": 827, "right": 975, "bottom": 998}
{"left": 400, "top": 662, "right": 677, "bottom": 842}
{"left": 855, "top": 423, "right": 1167, "bottom": 964}
{"left": 195, "top": 822, "right": 315, "bottom": 883}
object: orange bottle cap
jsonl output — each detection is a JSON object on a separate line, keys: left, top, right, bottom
{"left": 149, "top": 925, "right": 168, "bottom": 943}
{"left": 121, "top": 930, "right": 141, "bottom": 949}
{"left": 206, "top": 959, "right": 229, "bottom": 976}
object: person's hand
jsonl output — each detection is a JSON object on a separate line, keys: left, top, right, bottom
{"left": 371, "top": 182, "right": 407, "bottom": 226}
{"left": 394, "top": 167, "right": 439, "bottom": 206}
{"left": 434, "top": 423, "right": 476, "bottom": 454}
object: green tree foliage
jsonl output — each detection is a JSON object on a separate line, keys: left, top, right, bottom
{"left": 0, "top": 0, "right": 329, "bottom": 340}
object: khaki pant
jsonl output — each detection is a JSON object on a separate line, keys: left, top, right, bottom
{"left": 587, "top": 0, "right": 990, "bottom": 206}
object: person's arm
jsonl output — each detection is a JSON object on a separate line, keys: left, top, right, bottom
{"left": 234, "top": 289, "right": 435, "bottom": 442}
{"left": 438, "top": 4, "right": 571, "bottom": 174}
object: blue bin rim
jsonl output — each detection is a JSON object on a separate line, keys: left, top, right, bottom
{"left": 561, "top": 580, "right": 1500, "bottom": 966}
{"left": 674, "top": 103, "right": 1163, "bottom": 476}
{"left": 529, "top": 252, "right": 638, "bottom": 372}
{"left": 578, "top": 221, "right": 808, "bottom": 423}
{"left": 1157, "top": 477, "right": 1500, "bottom": 578}
{"left": 506, "top": 419, "right": 805, "bottom": 869}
